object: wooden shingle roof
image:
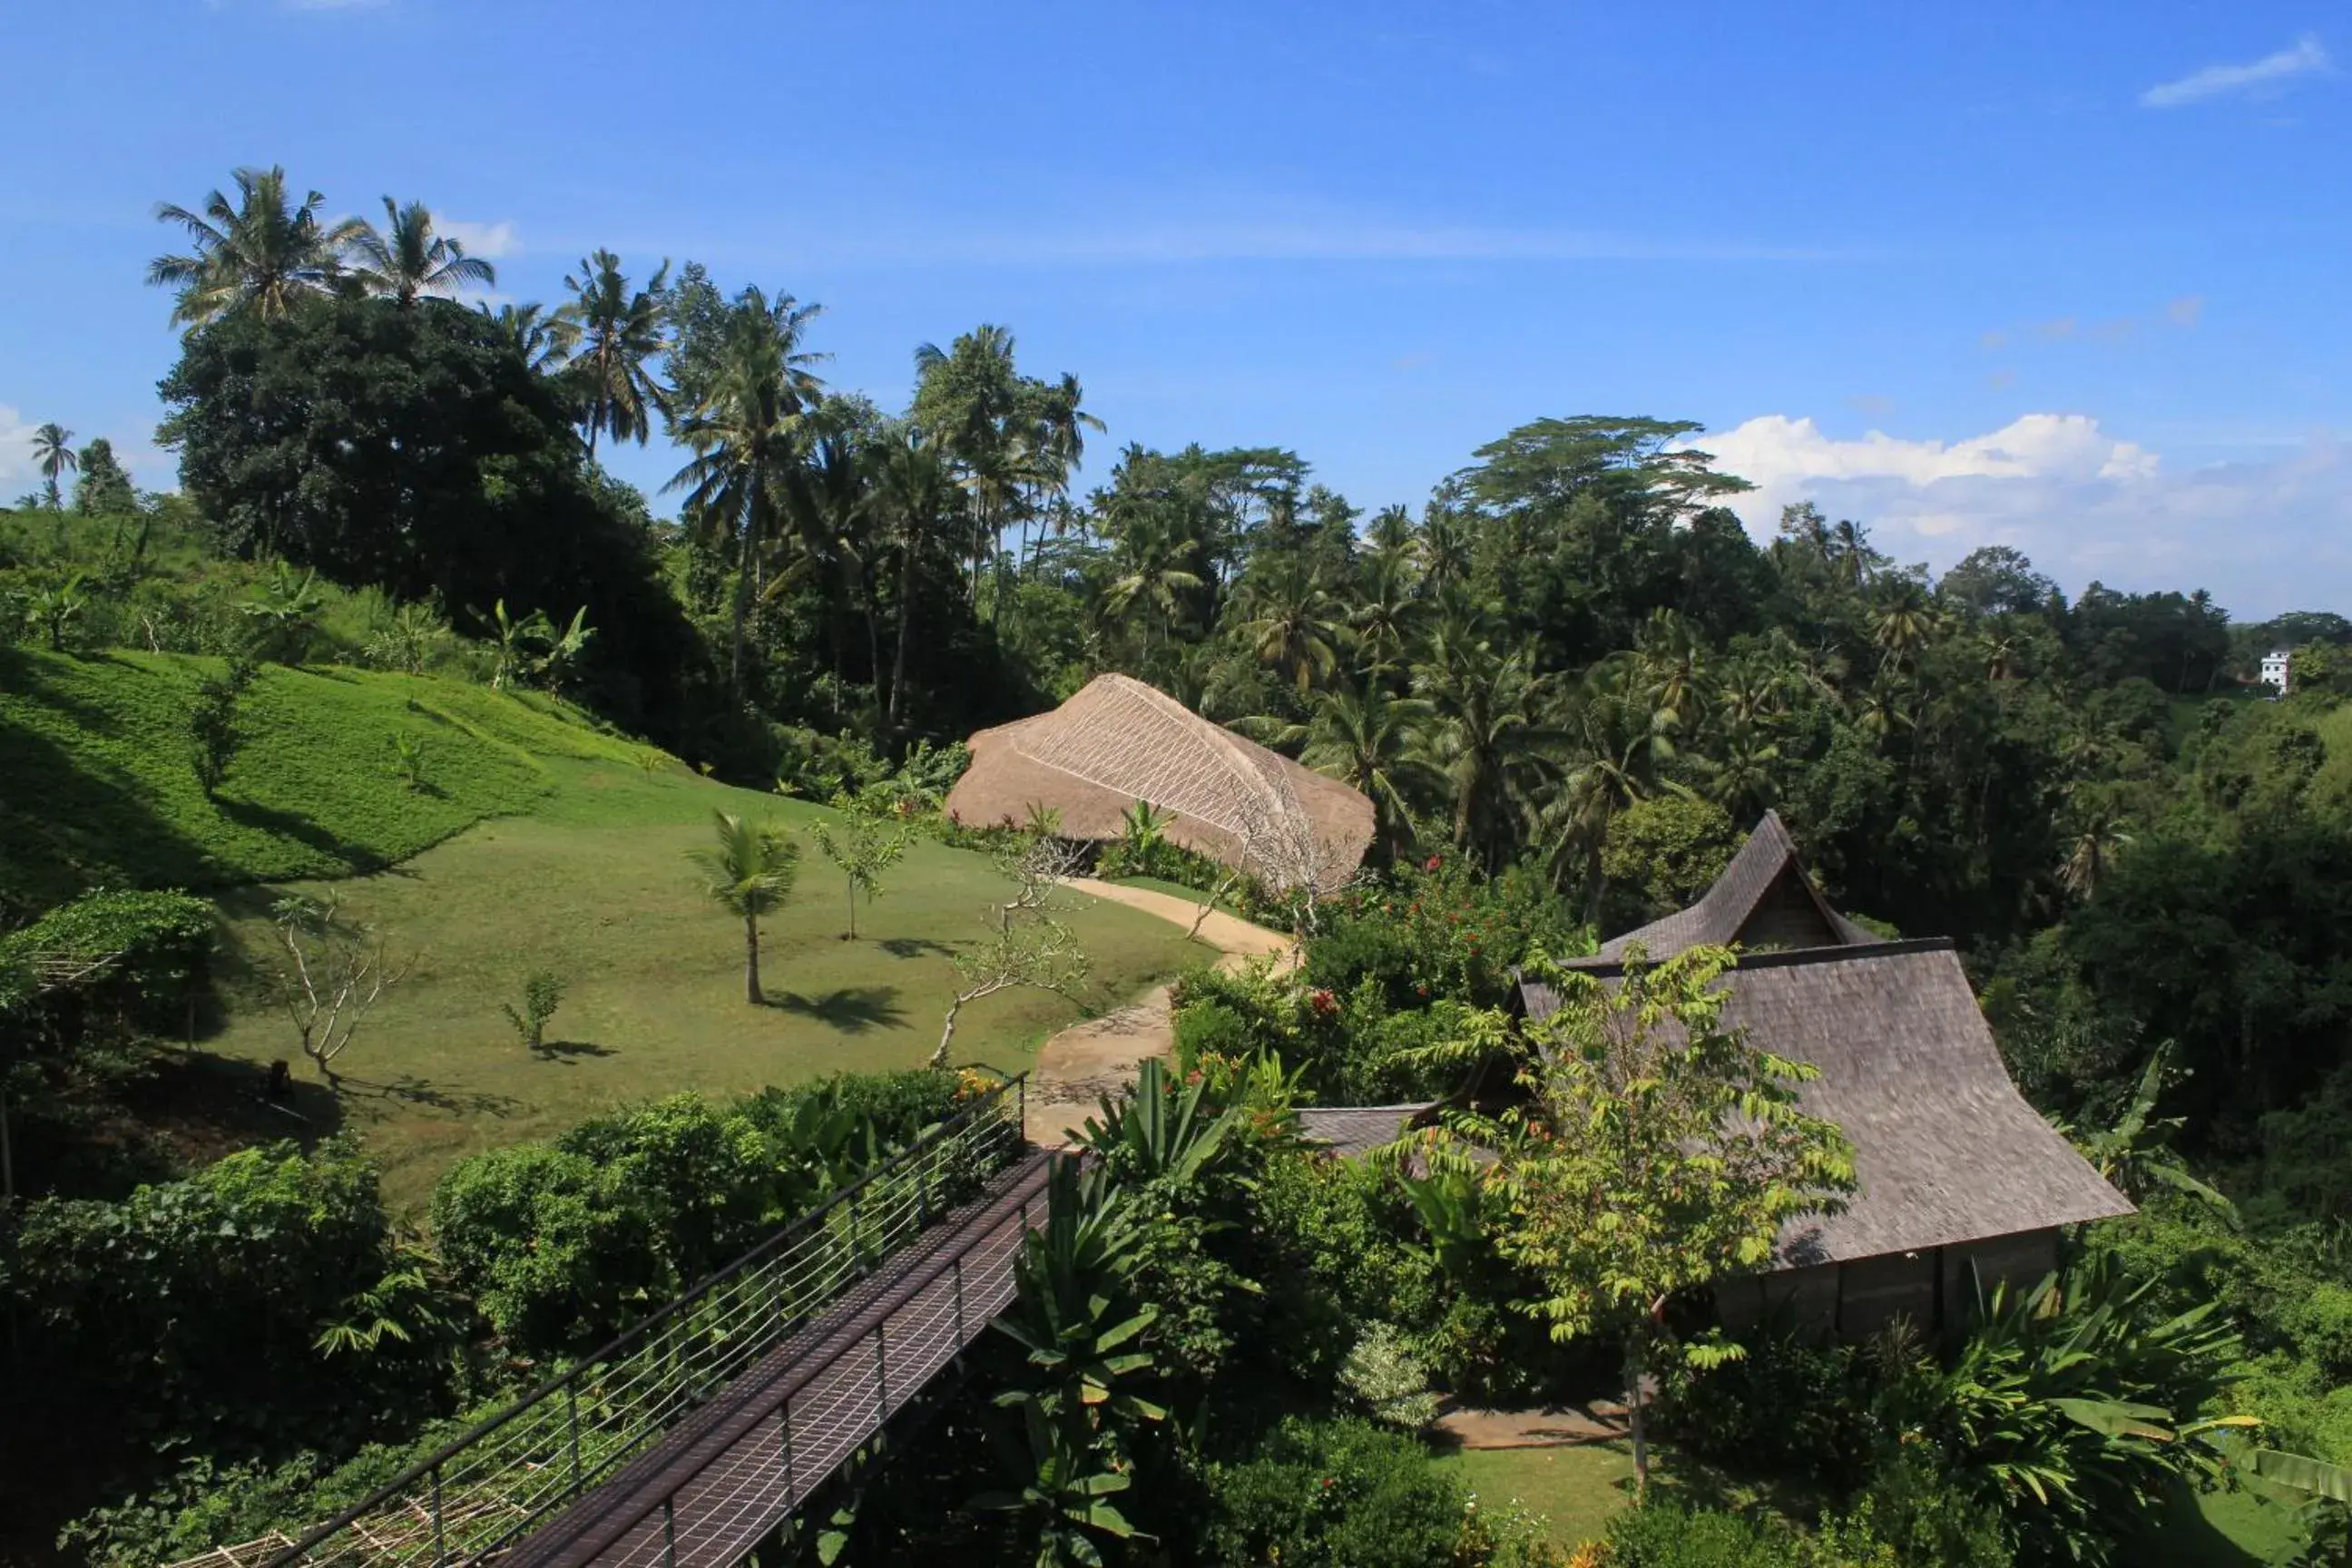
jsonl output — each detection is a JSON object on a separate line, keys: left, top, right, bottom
{"left": 1521, "top": 940, "right": 2133, "bottom": 1268}
{"left": 1295, "top": 1103, "right": 1435, "bottom": 1160}
{"left": 1573, "top": 809, "right": 1875, "bottom": 968}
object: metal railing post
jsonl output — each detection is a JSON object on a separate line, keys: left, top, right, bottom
{"left": 430, "top": 1463, "right": 447, "bottom": 1568}
{"left": 782, "top": 1398, "right": 796, "bottom": 1504}
{"left": 952, "top": 1253, "right": 965, "bottom": 1342}
{"left": 662, "top": 1494, "right": 677, "bottom": 1568}
{"left": 875, "top": 1323, "right": 889, "bottom": 1420}
{"left": 567, "top": 1385, "right": 582, "bottom": 1497}
{"left": 850, "top": 1191, "right": 866, "bottom": 1275}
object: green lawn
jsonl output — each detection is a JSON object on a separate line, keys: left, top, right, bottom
{"left": 206, "top": 759, "right": 1207, "bottom": 1210}
{"left": 1435, "top": 1444, "right": 1639, "bottom": 1551}
{"left": 1435, "top": 1443, "right": 2311, "bottom": 1565}
{"left": 5, "top": 647, "right": 1208, "bottom": 1210}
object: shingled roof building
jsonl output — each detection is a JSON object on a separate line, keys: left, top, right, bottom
{"left": 1522, "top": 812, "right": 2132, "bottom": 1338}
{"left": 945, "top": 673, "right": 1377, "bottom": 892}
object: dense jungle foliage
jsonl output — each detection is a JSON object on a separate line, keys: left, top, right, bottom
{"left": 10, "top": 164, "right": 2352, "bottom": 1565}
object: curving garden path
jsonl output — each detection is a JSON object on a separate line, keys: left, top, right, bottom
{"left": 1026, "top": 879, "right": 1296, "bottom": 1145}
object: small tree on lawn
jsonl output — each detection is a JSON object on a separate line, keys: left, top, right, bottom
{"left": 1423, "top": 944, "right": 1854, "bottom": 1491}
{"left": 691, "top": 810, "right": 801, "bottom": 1004}
{"left": 272, "top": 892, "right": 415, "bottom": 1087}
{"left": 932, "top": 829, "right": 1093, "bottom": 1067}
{"left": 808, "top": 809, "right": 911, "bottom": 941}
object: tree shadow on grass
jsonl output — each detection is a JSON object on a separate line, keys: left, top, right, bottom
{"left": 877, "top": 936, "right": 961, "bottom": 960}
{"left": 218, "top": 796, "right": 391, "bottom": 877}
{"left": 766, "top": 985, "right": 910, "bottom": 1034}
{"left": 533, "top": 1039, "right": 618, "bottom": 1063}
{"left": 345, "top": 1073, "right": 524, "bottom": 1119}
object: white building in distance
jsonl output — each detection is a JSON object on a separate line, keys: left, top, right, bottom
{"left": 2262, "top": 649, "right": 2292, "bottom": 693}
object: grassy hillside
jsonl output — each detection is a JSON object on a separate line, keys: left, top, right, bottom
{"left": 0, "top": 645, "right": 646, "bottom": 910}
{"left": 2, "top": 646, "right": 1205, "bottom": 1209}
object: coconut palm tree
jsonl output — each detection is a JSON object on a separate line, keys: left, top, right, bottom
{"left": 2060, "top": 794, "right": 2133, "bottom": 899}
{"left": 1230, "top": 556, "right": 1345, "bottom": 693}
{"left": 1100, "top": 515, "right": 1204, "bottom": 655}
{"left": 666, "top": 289, "right": 827, "bottom": 698}
{"left": 1290, "top": 682, "right": 1440, "bottom": 859}
{"left": 476, "top": 301, "right": 581, "bottom": 376}
{"left": 690, "top": 812, "right": 802, "bottom": 1004}
{"left": 870, "top": 426, "right": 963, "bottom": 729}
{"left": 30, "top": 424, "right": 75, "bottom": 511}
{"left": 559, "top": 249, "right": 671, "bottom": 456}
{"left": 346, "top": 198, "right": 497, "bottom": 306}
{"left": 1417, "top": 636, "right": 1557, "bottom": 866}
{"left": 147, "top": 166, "right": 367, "bottom": 327}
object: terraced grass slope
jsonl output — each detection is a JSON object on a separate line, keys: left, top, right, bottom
{"left": 0, "top": 645, "right": 647, "bottom": 909}
{"left": 0, "top": 647, "right": 1206, "bottom": 1208}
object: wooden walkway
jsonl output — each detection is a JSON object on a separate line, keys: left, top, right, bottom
{"left": 502, "top": 1152, "right": 1054, "bottom": 1568}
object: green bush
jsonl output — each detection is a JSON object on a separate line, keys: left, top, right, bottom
{"left": 431, "top": 1072, "right": 965, "bottom": 1357}
{"left": 1, "top": 1139, "right": 444, "bottom": 1462}
{"left": 0, "top": 887, "right": 215, "bottom": 1035}
{"left": 1199, "top": 1416, "right": 1468, "bottom": 1568}
{"left": 1603, "top": 1502, "right": 1801, "bottom": 1568}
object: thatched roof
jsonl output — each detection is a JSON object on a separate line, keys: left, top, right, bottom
{"left": 1296, "top": 1103, "right": 1435, "bottom": 1159}
{"left": 1520, "top": 941, "right": 2133, "bottom": 1267}
{"left": 944, "top": 673, "right": 1376, "bottom": 890}
{"left": 1573, "top": 809, "right": 1877, "bottom": 968}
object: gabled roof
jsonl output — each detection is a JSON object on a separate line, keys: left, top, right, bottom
{"left": 1520, "top": 941, "right": 2134, "bottom": 1268}
{"left": 1572, "top": 809, "right": 1874, "bottom": 968}
{"left": 944, "top": 673, "right": 1376, "bottom": 890}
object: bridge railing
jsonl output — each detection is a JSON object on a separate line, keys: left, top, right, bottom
{"left": 259, "top": 1074, "right": 1027, "bottom": 1568}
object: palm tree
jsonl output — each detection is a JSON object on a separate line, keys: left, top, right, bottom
{"left": 31, "top": 425, "right": 75, "bottom": 511}
{"left": 1290, "top": 682, "right": 1439, "bottom": 859}
{"left": 1348, "top": 549, "right": 1423, "bottom": 676}
{"left": 666, "top": 289, "right": 827, "bottom": 698}
{"left": 1417, "top": 636, "right": 1557, "bottom": 866}
{"left": 2060, "top": 794, "right": 2133, "bottom": 899}
{"left": 1101, "top": 515, "right": 1204, "bottom": 654}
{"left": 690, "top": 811, "right": 802, "bottom": 1004}
{"left": 346, "top": 198, "right": 497, "bottom": 306}
{"left": 559, "top": 249, "right": 672, "bottom": 456}
{"left": 1871, "top": 579, "right": 1937, "bottom": 668}
{"left": 147, "top": 166, "right": 367, "bottom": 327}
{"left": 870, "top": 426, "right": 963, "bottom": 729}
{"left": 1231, "top": 557, "right": 1345, "bottom": 693}
{"left": 477, "top": 301, "right": 581, "bottom": 376}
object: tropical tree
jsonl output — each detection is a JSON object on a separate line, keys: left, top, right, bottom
{"left": 30, "top": 424, "right": 74, "bottom": 511}
{"left": 2060, "top": 790, "right": 2133, "bottom": 900}
{"left": 147, "top": 166, "right": 366, "bottom": 327}
{"left": 1421, "top": 947, "right": 1855, "bottom": 1491}
{"left": 1230, "top": 555, "right": 1345, "bottom": 692}
{"left": 477, "top": 301, "right": 580, "bottom": 375}
{"left": 1100, "top": 514, "right": 1204, "bottom": 656}
{"left": 71, "top": 437, "right": 135, "bottom": 516}
{"left": 559, "top": 249, "right": 671, "bottom": 456}
{"left": 1258, "top": 682, "right": 1438, "bottom": 861}
{"left": 689, "top": 811, "right": 802, "bottom": 1005}
{"left": 345, "top": 198, "right": 496, "bottom": 306}
{"left": 807, "top": 810, "right": 911, "bottom": 941}
{"left": 666, "top": 288, "right": 828, "bottom": 698}
{"left": 869, "top": 425, "right": 963, "bottom": 728}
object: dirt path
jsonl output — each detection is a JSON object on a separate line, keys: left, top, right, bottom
{"left": 1025, "top": 879, "right": 1295, "bottom": 1146}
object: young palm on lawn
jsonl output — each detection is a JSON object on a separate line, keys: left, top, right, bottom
{"left": 691, "top": 811, "right": 801, "bottom": 1004}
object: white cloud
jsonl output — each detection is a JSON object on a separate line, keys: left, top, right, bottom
{"left": 1686, "top": 413, "right": 2352, "bottom": 617}
{"left": 0, "top": 406, "right": 34, "bottom": 488}
{"left": 441, "top": 219, "right": 519, "bottom": 260}
{"left": 2142, "top": 34, "right": 2330, "bottom": 108}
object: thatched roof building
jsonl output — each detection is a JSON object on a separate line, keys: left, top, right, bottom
{"left": 1521, "top": 816, "right": 2132, "bottom": 1336}
{"left": 945, "top": 673, "right": 1376, "bottom": 891}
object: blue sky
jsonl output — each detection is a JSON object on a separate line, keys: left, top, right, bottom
{"left": 5, "top": 0, "right": 2347, "bottom": 616}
